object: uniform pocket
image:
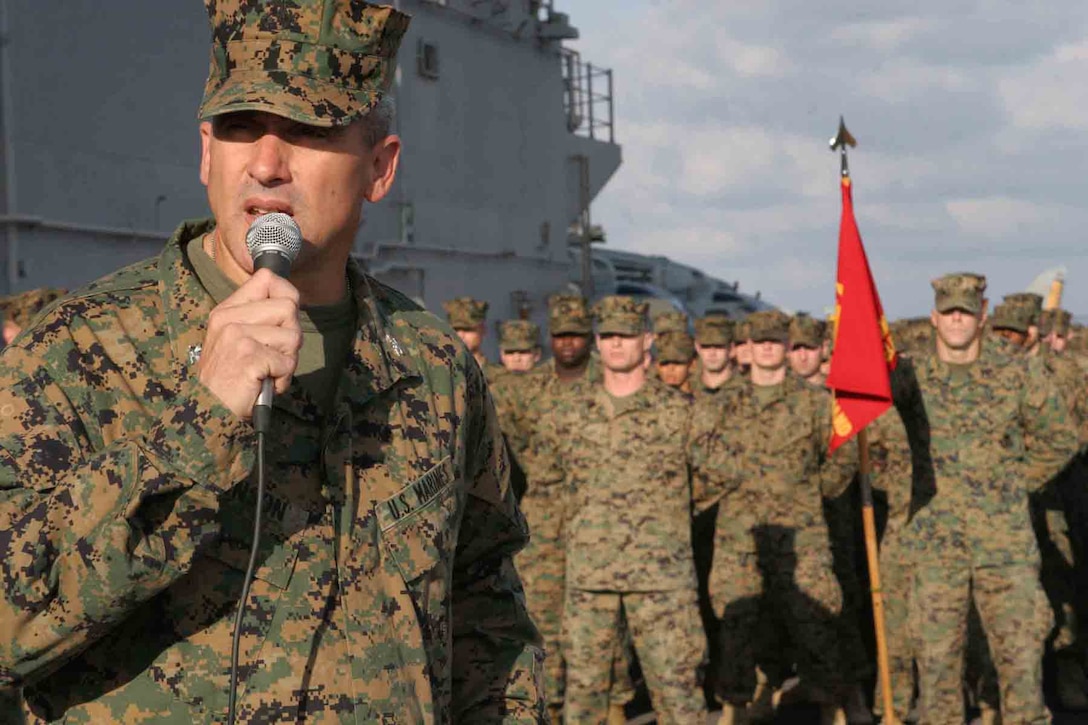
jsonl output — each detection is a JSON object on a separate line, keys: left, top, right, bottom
{"left": 376, "top": 456, "right": 459, "bottom": 583}
{"left": 150, "top": 529, "right": 299, "bottom": 712}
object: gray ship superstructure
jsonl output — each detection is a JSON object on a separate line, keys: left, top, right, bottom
{"left": 0, "top": 0, "right": 768, "bottom": 355}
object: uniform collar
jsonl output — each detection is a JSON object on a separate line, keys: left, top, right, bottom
{"left": 158, "top": 219, "right": 420, "bottom": 416}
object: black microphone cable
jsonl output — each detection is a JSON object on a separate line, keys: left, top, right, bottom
{"left": 225, "top": 213, "right": 300, "bottom": 724}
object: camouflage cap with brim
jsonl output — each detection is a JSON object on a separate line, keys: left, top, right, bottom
{"left": 694, "top": 315, "right": 733, "bottom": 346}
{"left": 747, "top": 309, "right": 791, "bottom": 343}
{"left": 990, "top": 302, "right": 1031, "bottom": 334}
{"left": 500, "top": 320, "right": 540, "bottom": 352}
{"left": 789, "top": 313, "right": 826, "bottom": 349}
{"left": 442, "top": 297, "right": 488, "bottom": 329}
{"left": 594, "top": 295, "right": 648, "bottom": 335}
{"left": 655, "top": 331, "right": 695, "bottom": 363}
{"left": 0, "top": 287, "right": 67, "bottom": 328}
{"left": 1003, "top": 292, "right": 1044, "bottom": 325}
{"left": 652, "top": 310, "right": 689, "bottom": 336}
{"left": 736, "top": 318, "right": 752, "bottom": 342}
{"left": 198, "top": 1, "right": 411, "bottom": 128}
{"left": 548, "top": 293, "right": 592, "bottom": 335}
{"left": 932, "top": 272, "right": 987, "bottom": 314}
{"left": 1040, "top": 308, "right": 1073, "bottom": 337}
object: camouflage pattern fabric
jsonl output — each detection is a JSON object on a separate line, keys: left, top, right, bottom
{"left": 888, "top": 317, "right": 933, "bottom": 356}
{"left": 989, "top": 301, "right": 1032, "bottom": 333}
{"left": 490, "top": 355, "right": 603, "bottom": 706}
{"left": 652, "top": 310, "right": 688, "bottom": 336}
{"left": 788, "top": 313, "right": 826, "bottom": 349}
{"left": 904, "top": 339, "right": 1077, "bottom": 723}
{"left": 1003, "top": 292, "right": 1044, "bottom": 325}
{"left": 0, "top": 221, "right": 543, "bottom": 723}
{"left": 532, "top": 378, "right": 705, "bottom": 720}
{"left": 655, "top": 331, "right": 694, "bottom": 364}
{"left": 746, "top": 310, "right": 790, "bottom": 342}
{"left": 593, "top": 296, "right": 648, "bottom": 336}
{"left": 931, "top": 272, "right": 986, "bottom": 314}
{"left": 866, "top": 355, "right": 934, "bottom": 719}
{"left": 499, "top": 319, "right": 540, "bottom": 352}
{"left": 693, "top": 315, "right": 733, "bottom": 347}
{"left": 547, "top": 294, "right": 592, "bottom": 335}
{"left": 689, "top": 375, "right": 858, "bottom": 702}
{"left": 198, "top": 0, "right": 412, "bottom": 128}
{"left": 562, "top": 589, "right": 705, "bottom": 724}
{"left": 442, "top": 296, "right": 489, "bottom": 329}
{"left": 0, "top": 288, "right": 67, "bottom": 329}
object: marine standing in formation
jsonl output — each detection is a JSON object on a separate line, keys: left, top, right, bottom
{"left": 0, "top": 2, "right": 544, "bottom": 722}
{"left": 691, "top": 314, "right": 736, "bottom": 397}
{"left": 690, "top": 309, "right": 859, "bottom": 723}
{"left": 534, "top": 296, "right": 708, "bottom": 724}
{"left": 906, "top": 274, "right": 1076, "bottom": 723}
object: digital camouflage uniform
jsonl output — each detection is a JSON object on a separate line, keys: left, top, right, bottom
{"left": 906, "top": 274, "right": 1077, "bottom": 724}
{"left": 690, "top": 315, "right": 735, "bottom": 399}
{"left": 534, "top": 296, "right": 706, "bottom": 725}
{"left": 0, "top": 4, "right": 543, "bottom": 722}
{"left": 0, "top": 288, "right": 67, "bottom": 331}
{"left": 443, "top": 296, "right": 504, "bottom": 383}
{"left": 866, "top": 354, "right": 933, "bottom": 720}
{"left": 689, "top": 310, "right": 858, "bottom": 707}
{"left": 491, "top": 294, "right": 602, "bottom": 710}
{"left": 0, "top": 222, "right": 543, "bottom": 723}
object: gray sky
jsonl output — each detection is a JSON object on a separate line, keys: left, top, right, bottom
{"left": 565, "top": 0, "right": 1088, "bottom": 319}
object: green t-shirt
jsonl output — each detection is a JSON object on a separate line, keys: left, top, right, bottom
{"left": 186, "top": 236, "right": 356, "bottom": 416}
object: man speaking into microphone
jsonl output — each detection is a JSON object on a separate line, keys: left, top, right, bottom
{"left": 0, "top": 2, "right": 543, "bottom": 723}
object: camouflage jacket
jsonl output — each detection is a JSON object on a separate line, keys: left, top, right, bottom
{"left": 532, "top": 377, "right": 697, "bottom": 592}
{"left": 1041, "top": 349, "right": 1088, "bottom": 443}
{"left": 904, "top": 341, "right": 1078, "bottom": 567}
{"left": 689, "top": 374, "right": 857, "bottom": 553}
{"left": 0, "top": 221, "right": 542, "bottom": 724}
{"left": 690, "top": 370, "right": 739, "bottom": 400}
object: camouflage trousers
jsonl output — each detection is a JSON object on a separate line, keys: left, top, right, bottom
{"left": 516, "top": 494, "right": 567, "bottom": 705}
{"left": 873, "top": 535, "right": 916, "bottom": 722}
{"left": 563, "top": 588, "right": 707, "bottom": 725}
{"left": 1032, "top": 494, "right": 1079, "bottom": 652}
{"left": 911, "top": 562, "right": 1051, "bottom": 725}
{"left": 712, "top": 550, "right": 846, "bottom": 703}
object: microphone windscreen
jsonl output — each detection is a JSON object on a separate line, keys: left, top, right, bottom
{"left": 245, "top": 213, "right": 303, "bottom": 267}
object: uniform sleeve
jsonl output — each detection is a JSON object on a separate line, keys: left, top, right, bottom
{"left": 688, "top": 394, "right": 740, "bottom": 512}
{"left": 449, "top": 358, "right": 545, "bottom": 723}
{"left": 1019, "top": 358, "right": 1079, "bottom": 487}
{"left": 815, "top": 393, "right": 858, "bottom": 499}
{"left": 0, "top": 343, "right": 255, "bottom": 690}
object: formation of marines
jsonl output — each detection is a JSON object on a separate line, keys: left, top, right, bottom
{"left": 442, "top": 272, "right": 1088, "bottom": 724}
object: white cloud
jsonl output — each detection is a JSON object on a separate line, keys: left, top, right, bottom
{"left": 999, "top": 39, "right": 1088, "bottom": 130}
{"left": 566, "top": 1, "right": 1088, "bottom": 317}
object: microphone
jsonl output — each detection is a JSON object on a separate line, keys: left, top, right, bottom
{"left": 245, "top": 212, "right": 302, "bottom": 431}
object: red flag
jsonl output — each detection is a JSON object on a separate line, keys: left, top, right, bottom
{"left": 826, "top": 176, "right": 897, "bottom": 453}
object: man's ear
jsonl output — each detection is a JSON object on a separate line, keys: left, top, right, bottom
{"left": 363, "top": 135, "right": 402, "bottom": 203}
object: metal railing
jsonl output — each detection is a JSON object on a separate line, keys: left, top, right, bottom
{"left": 561, "top": 48, "right": 614, "bottom": 144}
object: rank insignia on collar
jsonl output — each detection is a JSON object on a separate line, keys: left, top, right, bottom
{"left": 188, "top": 345, "right": 202, "bottom": 366}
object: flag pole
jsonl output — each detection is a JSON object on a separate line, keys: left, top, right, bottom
{"left": 830, "top": 117, "right": 897, "bottom": 724}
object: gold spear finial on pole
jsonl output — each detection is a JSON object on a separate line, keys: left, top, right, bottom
{"left": 830, "top": 116, "right": 857, "bottom": 178}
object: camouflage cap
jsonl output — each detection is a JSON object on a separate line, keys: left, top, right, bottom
{"left": 198, "top": 1, "right": 412, "bottom": 128}
{"left": 652, "top": 310, "right": 689, "bottom": 336}
{"left": 989, "top": 302, "right": 1032, "bottom": 334}
{"left": 1040, "top": 308, "right": 1073, "bottom": 337}
{"left": 789, "top": 313, "right": 827, "bottom": 349}
{"left": 931, "top": 272, "right": 987, "bottom": 314}
{"left": 0, "top": 287, "right": 67, "bottom": 328}
{"left": 548, "top": 293, "right": 592, "bottom": 335}
{"left": 594, "top": 295, "right": 648, "bottom": 335}
{"left": 736, "top": 317, "right": 752, "bottom": 342}
{"left": 747, "top": 309, "right": 791, "bottom": 343}
{"left": 694, "top": 314, "right": 734, "bottom": 346}
{"left": 655, "top": 331, "right": 695, "bottom": 363}
{"left": 1003, "top": 292, "right": 1044, "bottom": 325}
{"left": 499, "top": 319, "right": 540, "bottom": 352}
{"left": 442, "top": 297, "right": 488, "bottom": 329}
